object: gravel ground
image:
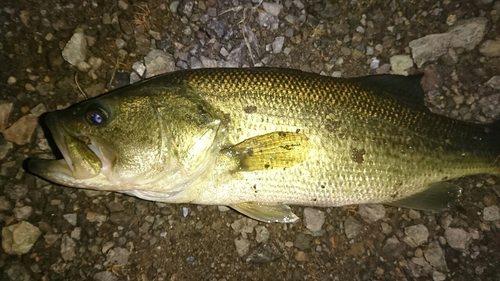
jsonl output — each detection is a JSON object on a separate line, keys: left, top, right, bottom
{"left": 1, "top": 0, "right": 500, "bottom": 280}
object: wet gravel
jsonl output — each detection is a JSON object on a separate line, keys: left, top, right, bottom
{"left": 1, "top": 0, "right": 500, "bottom": 280}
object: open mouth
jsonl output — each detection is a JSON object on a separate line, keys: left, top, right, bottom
{"left": 44, "top": 113, "right": 103, "bottom": 179}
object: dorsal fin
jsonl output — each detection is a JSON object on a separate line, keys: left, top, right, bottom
{"left": 349, "top": 74, "right": 429, "bottom": 112}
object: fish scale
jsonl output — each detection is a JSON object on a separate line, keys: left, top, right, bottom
{"left": 28, "top": 68, "right": 500, "bottom": 222}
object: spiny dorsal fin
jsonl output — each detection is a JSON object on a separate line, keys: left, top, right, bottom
{"left": 222, "top": 132, "right": 311, "bottom": 171}
{"left": 349, "top": 74, "right": 429, "bottom": 112}
{"left": 386, "top": 182, "right": 462, "bottom": 211}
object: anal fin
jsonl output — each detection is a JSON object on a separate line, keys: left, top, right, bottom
{"left": 386, "top": 182, "right": 462, "bottom": 211}
{"left": 231, "top": 202, "right": 299, "bottom": 223}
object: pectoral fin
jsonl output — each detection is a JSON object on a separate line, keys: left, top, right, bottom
{"left": 231, "top": 202, "right": 299, "bottom": 223}
{"left": 222, "top": 132, "right": 311, "bottom": 171}
{"left": 386, "top": 182, "right": 462, "bottom": 211}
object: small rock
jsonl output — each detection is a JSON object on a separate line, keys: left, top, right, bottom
{"left": 62, "top": 32, "right": 87, "bottom": 66}
{"left": 262, "top": 2, "right": 282, "bottom": 16}
{"left": 115, "top": 38, "right": 126, "bottom": 49}
{"left": 272, "top": 36, "right": 285, "bottom": 54}
{"left": 0, "top": 196, "right": 12, "bottom": 211}
{"left": 479, "top": 39, "right": 500, "bottom": 57}
{"left": 390, "top": 55, "right": 414, "bottom": 75}
{"left": 303, "top": 207, "right": 325, "bottom": 232}
{"left": 2, "top": 261, "right": 32, "bottom": 281}
{"left": 383, "top": 235, "right": 405, "bottom": 257}
{"left": 170, "top": 1, "right": 180, "bottom": 13}
{"left": 444, "top": 227, "right": 471, "bottom": 250}
{"left": 424, "top": 241, "right": 448, "bottom": 271}
{"left": 483, "top": 205, "right": 500, "bottom": 221}
{"left": 118, "top": 0, "right": 129, "bottom": 10}
{"left": 30, "top": 103, "right": 47, "bottom": 117}
{"left": 13, "top": 206, "right": 33, "bottom": 221}
{"left": 432, "top": 271, "right": 446, "bottom": 281}
{"left": 234, "top": 237, "right": 250, "bottom": 257}
{"left": 0, "top": 101, "right": 13, "bottom": 132}
{"left": 3, "top": 114, "right": 38, "bottom": 145}
{"left": 61, "top": 234, "right": 76, "bottom": 261}
{"left": 485, "top": 76, "right": 500, "bottom": 90}
{"left": 294, "top": 251, "right": 308, "bottom": 261}
{"left": 255, "top": 225, "right": 270, "bottom": 243}
{"left": 94, "top": 271, "right": 118, "bottom": 281}
{"left": 218, "top": 205, "right": 230, "bottom": 212}
{"left": 231, "top": 218, "right": 258, "bottom": 236}
{"left": 242, "top": 242, "right": 281, "bottom": 263}
{"left": 403, "top": 224, "right": 429, "bottom": 247}
{"left": 358, "top": 204, "right": 386, "bottom": 223}
{"left": 293, "top": 233, "right": 311, "bottom": 250}
{"left": 107, "top": 247, "right": 130, "bottom": 265}
{"left": 63, "top": 213, "right": 78, "bottom": 226}
{"left": 7, "top": 76, "right": 16, "bottom": 84}
{"left": 144, "top": 49, "right": 176, "bottom": 78}
{"left": 344, "top": 216, "right": 363, "bottom": 239}
{"left": 2, "top": 221, "right": 42, "bottom": 255}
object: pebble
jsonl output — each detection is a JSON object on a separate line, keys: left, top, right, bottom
{"left": 2, "top": 221, "right": 42, "bottom": 255}
{"left": 432, "top": 271, "right": 446, "bottom": 281}
{"left": 118, "top": 0, "right": 129, "bottom": 10}
{"left": 107, "top": 247, "right": 130, "bottom": 265}
{"left": 242, "top": 242, "right": 281, "bottom": 263}
{"left": 62, "top": 32, "right": 88, "bottom": 66}
{"left": 390, "top": 55, "right": 413, "bottom": 75}
{"left": 444, "top": 227, "right": 471, "bottom": 250}
{"left": 3, "top": 114, "right": 38, "bottom": 145}
{"left": 255, "top": 225, "right": 270, "bottom": 243}
{"left": 7, "top": 76, "right": 16, "bottom": 84}
{"left": 262, "top": 2, "right": 282, "bottom": 16}
{"left": 115, "top": 38, "right": 126, "bottom": 49}
{"left": 234, "top": 237, "right": 250, "bottom": 257}
{"left": 231, "top": 218, "right": 258, "bottom": 237}
{"left": 358, "top": 204, "right": 386, "bottom": 223}
{"left": 44, "top": 233, "right": 61, "bottom": 246}
{"left": 60, "top": 234, "right": 76, "bottom": 261}
{"left": 424, "top": 241, "right": 448, "bottom": 271}
{"left": 272, "top": 36, "right": 285, "bottom": 54}
{"left": 2, "top": 261, "right": 32, "bottom": 281}
{"left": 94, "top": 271, "right": 118, "bottom": 281}
{"left": 294, "top": 251, "right": 308, "bottom": 261}
{"left": 144, "top": 49, "right": 176, "bottom": 78}
{"left": 483, "top": 205, "right": 500, "bottom": 221}
{"left": 485, "top": 76, "right": 500, "bottom": 90}
{"left": 0, "top": 196, "right": 12, "bottom": 211}
{"left": 293, "top": 233, "right": 311, "bottom": 250}
{"left": 217, "top": 205, "right": 230, "bottom": 212}
{"left": 0, "top": 101, "right": 13, "bottom": 132}
{"left": 303, "top": 207, "right": 325, "bottom": 232}
{"left": 30, "top": 103, "right": 47, "bottom": 117}
{"left": 479, "top": 39, "right": 500, "bottom": 57}
{"left": 344, "top": 216, "right": 363, "bottom": 239}
{"left": 403, "top": 224, "right": 429, "bottom": 247}
{"left": 63, "top": 213, "right": 78, "bottom": 226}
{"left": 382, "top": 236, "right": 404, "bottom": 257}
{"left": 13, "top": 206, "right": 33, "bottom": 221}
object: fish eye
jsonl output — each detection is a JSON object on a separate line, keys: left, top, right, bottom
{"left": 85, "top": 106, "right": 109, "bottom": 125}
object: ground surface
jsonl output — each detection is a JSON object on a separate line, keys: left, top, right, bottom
{"left": 1, "top": 0, "right": 500, "bottom": 280}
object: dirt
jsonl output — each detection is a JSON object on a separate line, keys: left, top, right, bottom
{"left": 1, "top": 0, "right": 500, "bottom": 280}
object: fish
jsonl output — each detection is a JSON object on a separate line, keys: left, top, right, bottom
{"left": 28, "top": 68, "right": 500, "bottom": 223}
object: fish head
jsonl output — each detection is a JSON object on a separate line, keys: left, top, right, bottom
{"left": 29, "top": 83, "right": 225, "bottom": 198}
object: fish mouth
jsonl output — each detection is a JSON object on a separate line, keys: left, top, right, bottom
{"left": 29, "top": 113, "right": 104, "bottom": 181}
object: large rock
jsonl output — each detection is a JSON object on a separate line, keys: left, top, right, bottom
{"left": 410, "top": 18, "right": 487, "bottom": 67}
{"left": 2, "top": 221, "right": 42, "bottom": 255}
{"left": 62, "top": 31, "right": 88, "bottom": 66}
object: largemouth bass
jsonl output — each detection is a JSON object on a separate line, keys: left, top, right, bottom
{"left": 28, "top": 68, "right": 500, "bottom": 223}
